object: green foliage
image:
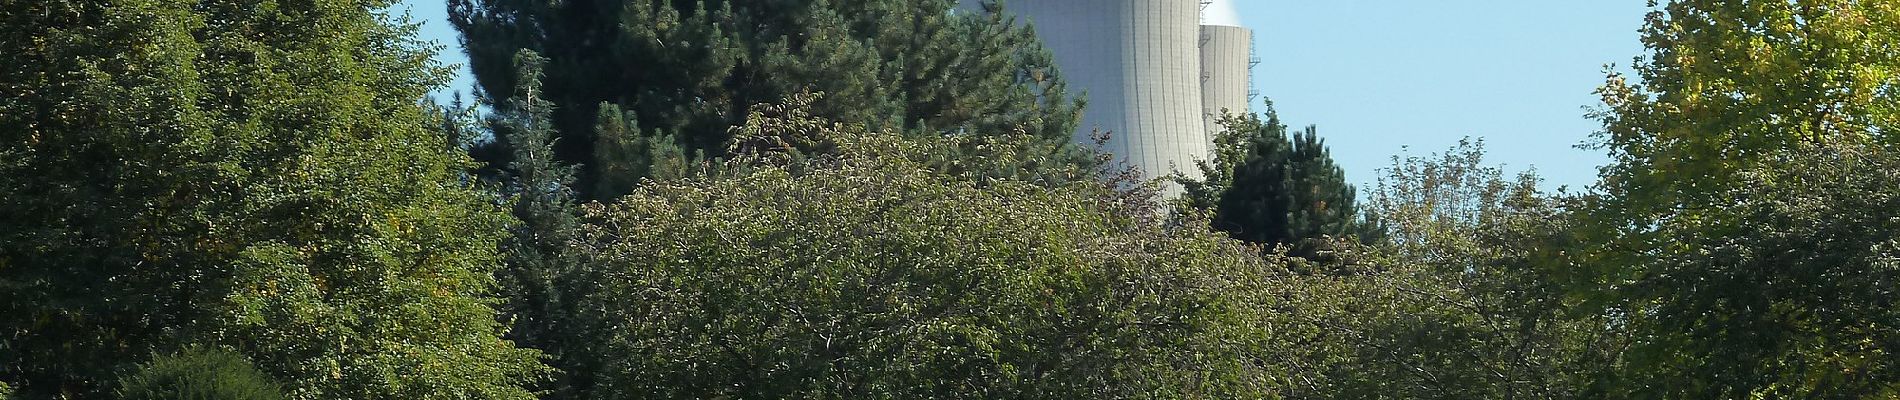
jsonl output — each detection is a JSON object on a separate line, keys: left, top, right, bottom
{"left": 1179, "top": 104, "right": 1360, "bottom": 254}
{"left": 589, "top": 103, "right": 693, "bottom": 200}
{"left": 1281, "top": 127, "right": 1360, "bottom": 242}
{"left": 1178, "top": 113, "right": 1270, "bottom": 217}
{"left": 449, "top": 0, "right": 1086, "bottom": 199}
{"left": 116, "top": 347, "right": 286, "bottom": 400}
{"left": 1581, "top": 1, "right": 1900, "bottom": 397}
{"left": 1279, "top": 140, "right": 1622, "bottom": 399}
{"left": 1586, "top": 144, "right": 1900, "bottom": 398}
{"left": 7, "top": 0, "right": 1894, "bottom": 399}
{"left": 1365, "top": 139, "right": 1526, "bottom": 254}
{"left": 476, "top": 50, "right": 591, "bottom": 398}
{"left": 1213, "top": 117, "right": 1295, "bottom": 244}
{"left": 0, "top": 0, "right": 545, "bottom": 398}
{"left": 565, "top": 100, "right": 1281, "bottom": 399}
{"left": 1592, "top": 0, "right": 1900, "bottom": 216}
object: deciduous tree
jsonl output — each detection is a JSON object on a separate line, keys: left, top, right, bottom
{"left": 1583, "top": 0, "right": 1900, "bottom": 396}
{"left": 0, "top": 0, "right": 546, "bottom": 397}
{"left": 569, "top": 99, "right": 1283, "bottom": 399}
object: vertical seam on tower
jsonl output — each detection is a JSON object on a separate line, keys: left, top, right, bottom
{"left": 1127, "top": 0, "right": 1143, "bottom": 177}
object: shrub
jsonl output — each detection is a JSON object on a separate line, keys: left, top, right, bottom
{"left": 567, "top": 101, "right": 1283, "bottom": 399}
{"left": 117, "top": 347, "right": 286, "bottom": 400}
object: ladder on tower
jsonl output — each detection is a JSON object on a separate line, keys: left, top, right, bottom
{"left": 1247, "top": 42, "right": 1262, "bottom": 103}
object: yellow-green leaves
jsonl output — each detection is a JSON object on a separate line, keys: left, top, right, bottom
{"left": 1583, "top": 1, "right": 1900, "bottom": 396}
{"left": 1597, "top": 0, "right": 1900, "bottom": 208}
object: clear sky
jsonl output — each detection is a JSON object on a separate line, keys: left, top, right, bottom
{"left": 397, "top": 0, "right": 1655, "bottom": 190}
{"left": 1235, "top": 1, "right": 1654, "bottom": 190}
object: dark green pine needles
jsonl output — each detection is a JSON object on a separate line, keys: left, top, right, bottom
{"left": 449, "top": 0, "right": 1089, "bottom": 200}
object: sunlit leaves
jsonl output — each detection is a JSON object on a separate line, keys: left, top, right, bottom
{"left": 1583, "top": 1, "right": 1900, "bottom": 396}
{"left": 568, "top": 101, "right": 1280, "bottom": 399}
{"left": 0, "top": 0, "right": 545, "bottom": 397}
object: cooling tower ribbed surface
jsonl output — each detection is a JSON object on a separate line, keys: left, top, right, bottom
{"left": 1200, "top": 25, "right": 1253, "bottom": 149}
{"left": 995, "top": 0, "right": 1211, "bottom": 188}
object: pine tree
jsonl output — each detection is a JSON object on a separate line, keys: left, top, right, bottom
{"left": 486, "top": 49, "right": 585, "bottom": 393}
{"left": 0, "top": 0, "right": 545, "bottom": 397}
{"left": 1283, "top": 126, "right": 1358, "bottom": 243}
{"left": 447, "top": 0, "right": 1085, "bottom": 200}
{"left": 474, "top": 49, "right": 628, "bottom": 400}
{"left": 1183, "top": 104, "right": 1360, "bottom": 253}
{"left": 589, "top": 103, "right": 692, "bottom": 200}
{"left": 1212, "top": 116, "right": 1295, "bottom": 245}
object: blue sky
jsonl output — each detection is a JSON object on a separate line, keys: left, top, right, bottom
{"left": 1235, "top": 1, "right": 1653, "bottom": 190}
{"left": 396, "top": 0, "right": 1654, "bottom": 190}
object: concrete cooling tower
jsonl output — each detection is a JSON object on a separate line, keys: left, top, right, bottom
{"left": 963, "top": 0, "right": 1256, "bottom": 197}
{"left": 1200, "top": 25, "right": 1253, "bottom": 149}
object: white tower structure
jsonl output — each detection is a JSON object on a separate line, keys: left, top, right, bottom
{"left": 1200, "top": 25, "right": 1254, "bottom": 150}
{"left": 962, "top": 0, "right": 1255, "bottom": 197}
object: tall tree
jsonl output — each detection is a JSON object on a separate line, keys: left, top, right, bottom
{"left": 0, "top": 0, "right": 545, "bottom": 397}
{"left": 1582, "top": 0, "right": 1900, "bottom": 396}
{"left": 1211, "top": 115, "right": 1294, "bottom": 244}
{"left": 1592, "top": 0, "right": 1900, "bottom": 214}
{"left": 1181, "top": 105, "right": 1360, "bottom": 253}
{"left": 447, "top": 0, "right": 1086, "bottom": 199}
{"left": 480, "top": 50, "right": 594, "bottom": 398}
{"left": 1282, "top": 126, "right": 1360, "bottom": 243}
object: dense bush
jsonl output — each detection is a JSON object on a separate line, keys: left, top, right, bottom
{"left": 117, "top": 347, "right": 286, "bottom": 400}
{"left": 1581, "top": 144, "right": 1900, "bottom": 397}
{"left": 1260, "top": 140, "right": 1622, "bottom": 399}
{"left": 560, "top": 101, "right": 1285, "bottom": 399}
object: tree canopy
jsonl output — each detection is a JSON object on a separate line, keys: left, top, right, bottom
{"left": 448, "top": 0, "right": 1087, "bottom": 199}
{"left": 564, "top": 99, "right": 1287, "bottom": 399}
{"left": 1580, "top": 0, "right": 1900, "bottom": 396}
{"left": 0, "top": 0, "right": 545, "bottom": 397}
{"left": 5, "top": 0, "right": 1900, "bottom": 399}
{"left": 1178, "top": 106, "right": 1361, "bottom": 254}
